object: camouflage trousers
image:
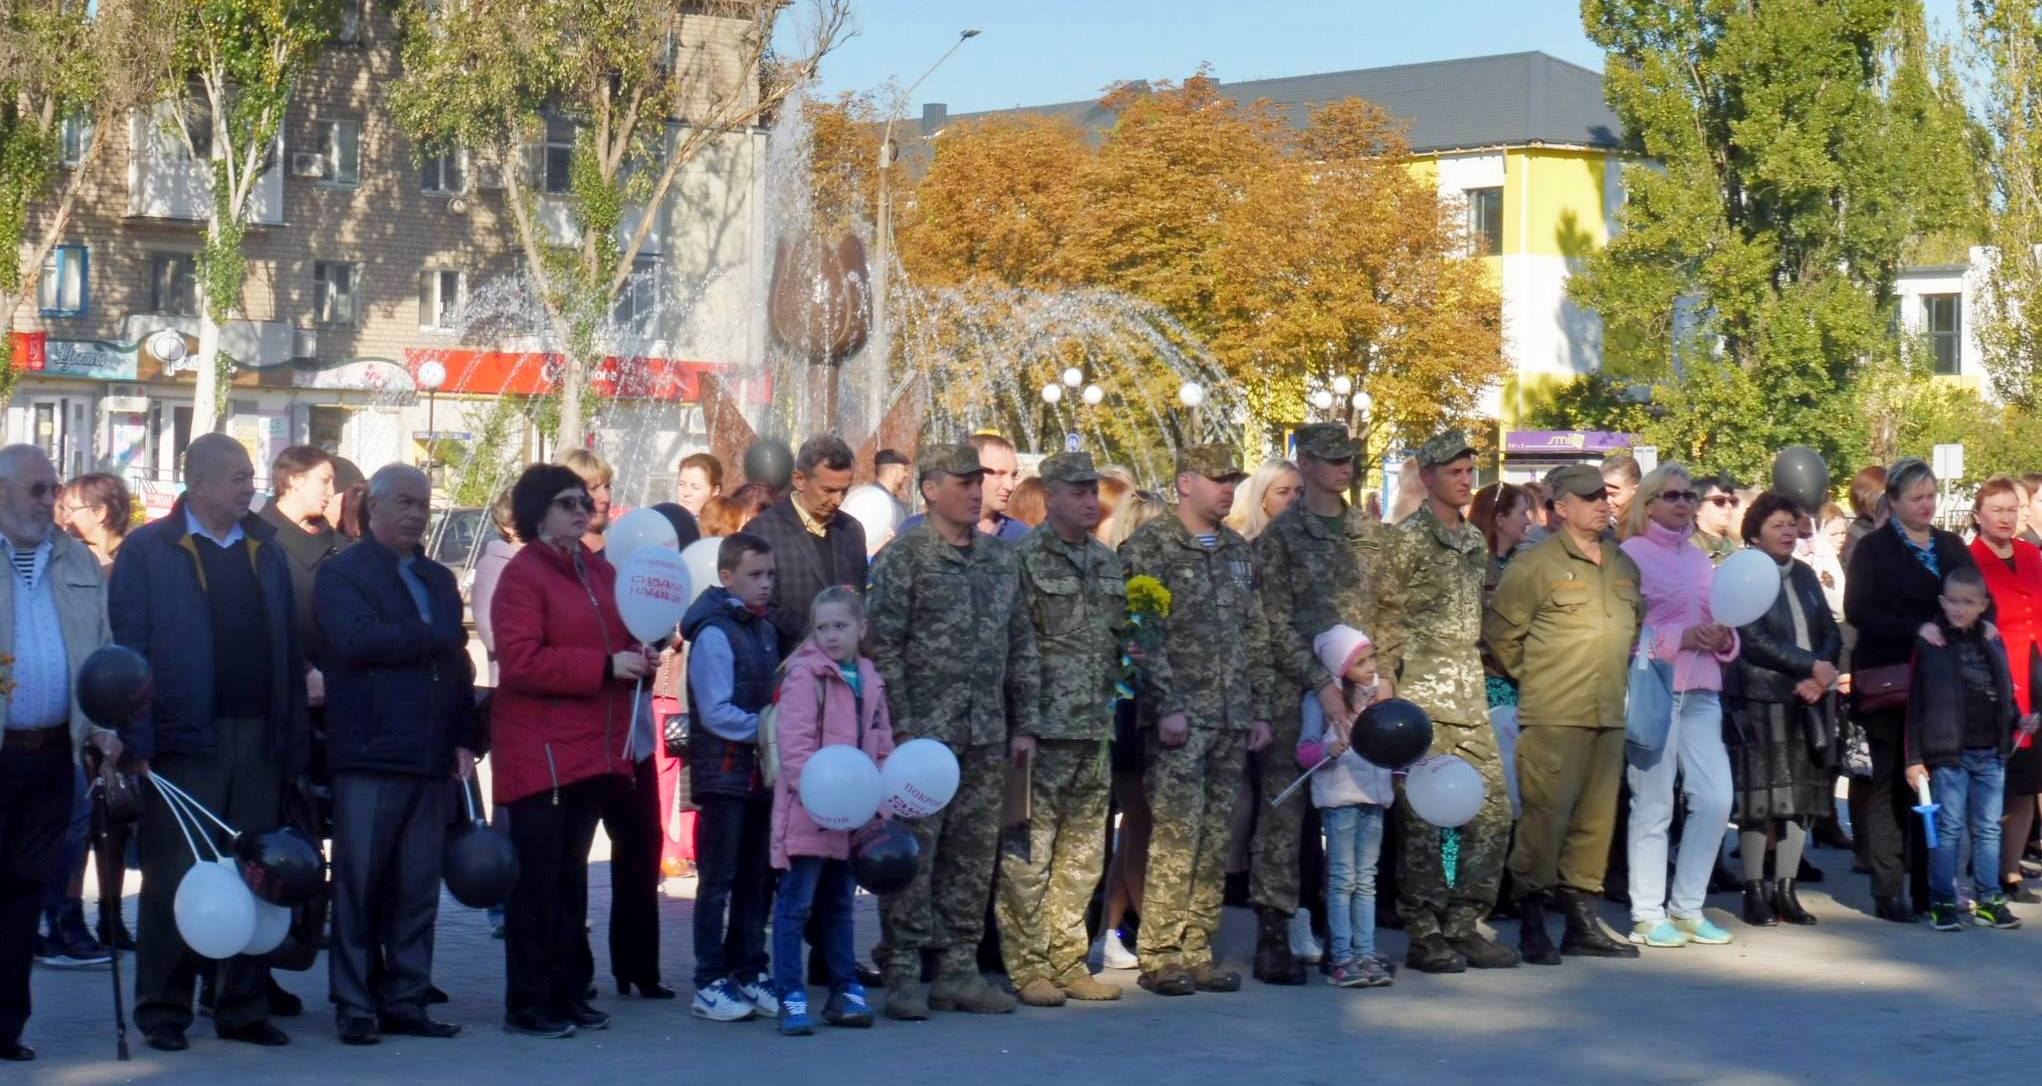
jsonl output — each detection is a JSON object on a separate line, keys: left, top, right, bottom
{"left": 1249, "top": 713, "right": 1307, "bottom": 915}
{"left": 1396, "top": 721, "right": 1512, "bottom": 941}
{"left": 1138, "top": 726, "right": 1247, "bottom": 972}
{"left": 995, "top": 739, "right": 1112, "bottom": 987}
{"left": 879, "top": 740, "right": 1006, "bottom": 981}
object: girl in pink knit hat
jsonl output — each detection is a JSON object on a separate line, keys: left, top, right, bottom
{"left": 1296, "top": 624, "right": 1396, "bottom": 987}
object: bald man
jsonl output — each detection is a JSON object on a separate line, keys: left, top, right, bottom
{"left": 111, "top": 433, "right": 309, "bottom": 1051}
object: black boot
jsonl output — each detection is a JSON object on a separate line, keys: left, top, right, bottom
{"left": 1516, "top": 895, "right": 1562, "bottom": 966}
{"left": 1742, "top": 881, "right": 1779, "bottom": 927}
{"left": 1558, "top": 890, "right": 1638, "bottom": 958}
{"left": 1404, "top": 933, "right": 1468, "bottom": 974}
{"left": 1873, "top": 895, "right": 1918, "bottom": 924}
{"left": 1795, "top": 856, "right": 1824, "bottom": 884}
{"left": 1772, "top": 879, "right": 1817, "bottom": 925}
{"left": 1250, "top": 909, "right": 1305, "bottom": 985}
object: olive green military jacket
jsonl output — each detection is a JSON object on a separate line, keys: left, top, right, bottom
{"left": 867, "top": 521, "right": 1041, "bottom": 747}
{"left": 1119, "top": 510, "right": 1279, "bottom": 731}
{"left": 1386, "top": 504, "right": 1488, "bottom": 727}
{"left": 1481, "top": 530, "right": 1643, "bottom": 729}
{"left": 1014, "top": 524, "right": 1127, "bottom": 742}
{"left": 1254, "top": 500, "right": 1406, "bottom": 699}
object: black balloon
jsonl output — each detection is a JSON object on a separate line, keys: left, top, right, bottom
{"left": 743, "top": 438, "right": 794, "bottom": 491}
{"left": 444, "top": 819, "right": 519, "bottom": 908}
{"left": 850, "top": 820, "right": 921, "bottom": 896}
{"left": 652, "top": 501, "right": 702, "bottom": 550}
{"left": 1771, "top": 445, "right": 1829, "bottom": 514}
{"left": 233, "top": 828, "right": 326, "bottom": 906}
{"left": 76, "top": 645, "right": 151, "bottom": 728}
{"left": 1351, "top": 698, "right": 1434, "bottom": 770}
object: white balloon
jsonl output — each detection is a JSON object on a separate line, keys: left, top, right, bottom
{"left": 242, "top": 896, "right": 293, "bottom": 956}
{"left": 879, "top": 737, "right": 960, "bottom": 818}
{"left": 680, "top": 538, "right": 722, "bottom": 608}
{"left": 615, "top": 546, "right": 693, "bottom": 643}
{"left": 799, "top": 744, "right": 884, "bottom": 831}
{"left": 606, "top": 506, "right": 678, "bottom": 569}
{"left": 1709, "top": 548, "right": 1782, "bottom": 628}
{"left": 1405, "top": 754, "right": 1486, "bottom": 828}
{"left": 842, "top": 485, "right": 901, "bottom": 557}
{"left": 176, "top": 858, "right": 258, "bottom": 959}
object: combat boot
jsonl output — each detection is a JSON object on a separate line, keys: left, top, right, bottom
{"left": 1447, "top": 931, "right": 1522, "bottom": 969}
{"left": 1057, "top": 974, "right": 1122, "bottom": 1001}
{"left": 1558, "top": 889, "right": 1639, "bottom": 958}
{"left": 1014, "top": 978, "right": 1066, "bottom": 1007}
{"left": 929, "top": 973, "right": 1018, "bottom": 1014}
{"left": 1251, "top": 908, "right": 1306, "bottom": 985}
{"left": 882, "top": 965, "right": 928, "bottom": 1021}
{"left": 1517, "top": 894, "right": 1562, "bottom": 966}
{"left": 1403, "top": 933, "right": 1468, "bottom": 974}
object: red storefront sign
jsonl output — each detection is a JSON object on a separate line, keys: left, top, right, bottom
{"left": 403, "top": 349, "right": 771, "bottom": 404}
{"left": 9, "top": 332, "right": 48, "bottom": 370}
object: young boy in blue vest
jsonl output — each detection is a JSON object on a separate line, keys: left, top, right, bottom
{"left": 683, "top": 533, "right": 781, "bottom": 1021}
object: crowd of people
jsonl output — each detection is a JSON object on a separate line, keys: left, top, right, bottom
{"left": 2, "top": 421, "right": 2040, "bottom": 1060}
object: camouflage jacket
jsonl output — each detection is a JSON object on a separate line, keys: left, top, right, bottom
{"left": 1119, "top": 510, "right": 1278, "bottom": 730}
{"left": 1254, "top": 501, "right": 1406, "bottom": 699}
{"left": 867, "top": 522, "right": 1041, "bottom": 747}
{"left": 1386, "top": 504, "right": 1489, "bottom": 726}
{"left": 1014, "top": 524, "right": 1128, "bottom": 742}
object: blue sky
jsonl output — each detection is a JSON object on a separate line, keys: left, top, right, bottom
{"left": 788, "top": 0, "right": 1973, "bottom": 114}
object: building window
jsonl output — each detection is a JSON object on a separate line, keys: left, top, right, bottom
{"left": 321, "top": 120, "right": 361, "bottom": 185}
{"left": 149, "top": 251, "right": 198, "bottom": 316}
{"left": 419, "top": 269, "right": 465, "bottom": 331}
{"left": 60, "top": 113, "right": 94, "bottom": 167}
{"left": 1925, "top": 293, "right": 1961, "bottom": 375}
{"left": 543, "top": 117, "right": 575, "bottom": 195}
{"left": 175, "top": 100, "right": 212, "bottom": 161}
{"left": 614, "top": 256, "right": 658, "bottom": 333}
{"left": 421, "top": 149, "right": 465, "bottom": 195}
{"left": 336, "top": 0, "right": 362, "bottom": 42}
{"left": 38, "top": 246, "right": 88, "bottom": 317}
{"left": 315, "top": 262, "right": 361, "bottom": 326}
{"left": 1467, "top": 186, "right": 1503, "bottom": 257}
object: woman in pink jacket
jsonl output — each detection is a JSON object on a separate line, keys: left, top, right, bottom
{"left": 1618, "top": 463, "right": 1740, "bottom": 949}
{"left": 770, "top": 587, "right": 895, "bottom": 1034}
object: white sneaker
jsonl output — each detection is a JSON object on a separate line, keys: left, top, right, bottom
{"left": 690, "top": 979, "right": 756, "bottom": 1022}
{"left": 1096, "top": 928, "right": 1139, "bottom": 971}
{"left": 1289, "top": 908, "right": 1324, "bottom": 964}
{"left": 736, "top": 975, "right": 780, "bottom": 1018}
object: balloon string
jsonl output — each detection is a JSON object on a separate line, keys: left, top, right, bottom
{"left": 149, "top": 775, "right": 214, "bottom": 864}
{"left": 1442, "top": 826, "right": 1461, "bottom": 891}
{"left": 150, "top": 773, "right": 238, "bottom": 851}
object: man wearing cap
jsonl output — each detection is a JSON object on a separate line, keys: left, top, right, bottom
{"left": 1382, "top": 432, "right": 1519, "bottom": 972}
{"left": 995, "top": 452, "right": 1126, "bottom": 1007}
{"left": 1119, "top": 445, "right": 1278, "bottom": 997}
{"left": 1483, "top": 463, "right": 1644, "bottom": 965}
{"left": 1250, "top": 422, "right": 1404, "bottom": 985}
{"left": 866, "top": 442, "right": 1040, "bottom": 1019}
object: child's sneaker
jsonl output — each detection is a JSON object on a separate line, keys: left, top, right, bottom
{"left": 1975, "top": 896, "right": 2023, "bottom": 929}
{"left": 691, "top": 978, "right": 756, "bottom": 1022}
{"left": 1288, "top": 908, "right": 1324, "bottom": 964}
{"left": 1929, "top": 902, "right": 1966, "bottom": 932}
{"left": 1360, "top": 954, "right": 1395, "bottom": 987}
{"left": 778, "top": 993, "right": 813, "bottom": 1036}
{"left": 1096, "top": 928, "right": 1139, "bottom": 970}
{"left": 822, "top": 983, "right": 874, "bottom": 1028}
{"left": 737, "top": 974, "right": 780, "bottom": 1018}
{"left": 1325, "top": 958, "right": 1368, "bottom": 988}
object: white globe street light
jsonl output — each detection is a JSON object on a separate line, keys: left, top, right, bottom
{"left": 416, "top": 359, "right": 447, "bottom": 392}
{"left": 1062, "top": 366, "right": 1085, "bottom": 389}
{"left": 1178, "top": 381, "right": 1206, "bottom": 408}
{"left": 1332, "top": 375, "right": 1354, "bottom": 396}
{"left": 1041, "top": 383, "right": 1063, "bottom": 405}
{"left": 1310, "top": 389, "right": 1335, "bottom": 412}
{"left": 1081, "top": 384, "right": 1105, "bottom": 406}
{"left": 1353, "top": 390, "right": 1372, "bottom": 414}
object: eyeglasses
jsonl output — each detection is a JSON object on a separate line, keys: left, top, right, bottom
{"left": 552, "top": 495, "right": 595, "bottom": 513}
{"left": 1703, "top": 495, "right": 1736, "bottom": 507}
{"left": 1654, "top": 490, "right": 1700, "bottom": 504}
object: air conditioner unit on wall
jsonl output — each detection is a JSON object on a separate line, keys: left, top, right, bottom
{"left": 292, "top": 329, "right": 317, "bottom": 359}
{"left": 289, "top": 152, "right": 327, "bottom": 178}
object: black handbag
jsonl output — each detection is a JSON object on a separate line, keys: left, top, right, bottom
{"left": 663, "top": 711, "right": 690, "bottom": 759}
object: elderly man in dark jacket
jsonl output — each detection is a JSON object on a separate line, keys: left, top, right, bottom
{"left": 315, "top": 465, "right": 477, "bottom": 1045}
{"left": 110, "top": 433, "right": 309, "bottom": 1052}
{"left": 743, "top": 435, "right": 865, "bottom": 653}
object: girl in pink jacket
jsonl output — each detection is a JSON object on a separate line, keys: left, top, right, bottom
{"left": 770, "top": 586, "right": 895, "bottom": 1034}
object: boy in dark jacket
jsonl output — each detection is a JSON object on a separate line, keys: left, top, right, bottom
{"left": 682, "top": 533, "right": 780, "bottom": 1021}
{"left": 1905, "top": 566, "right": 2032, "bottom": 931}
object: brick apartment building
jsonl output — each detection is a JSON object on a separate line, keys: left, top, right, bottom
{"left": 5, "top": 1, "right": 769, "bottom": 510}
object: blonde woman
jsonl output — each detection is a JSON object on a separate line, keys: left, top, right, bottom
{"left": 1099, "top": 487, "right": 1166, "bottom": 550}
{"left": 1226, "top": 459, "right": 1303, "bottom": 541}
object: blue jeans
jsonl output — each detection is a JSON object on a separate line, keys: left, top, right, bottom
{"left": 1321, "top": 804, "right": 1385, "bottom": 963}
{"left": 1929, "top": 748, "right": 2005, "bottom": 904}
{"left": 771, "top": 857, "right": 856, "bottom": 1002}
{"left": 692, "top": 795, "right": 772, "bottom": 989}
{"left": 1625, "top": 690, "right": 1731, "bottom": 924}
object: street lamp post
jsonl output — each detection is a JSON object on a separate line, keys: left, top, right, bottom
{"left": 869, "top": 28, "right": 981, "bottom": 431}
{"left": 416, "top": 359, "right": 447, "bottom": 479}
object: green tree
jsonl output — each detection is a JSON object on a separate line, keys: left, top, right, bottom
{"left": 390, "top": 0, "right": 848, "bottom": 451}
{"left": 1969, "top": 1, "right": 2042, "bottom": 408}
{"left": 1573, "top": 0, "right": 1982, "bottom": 471}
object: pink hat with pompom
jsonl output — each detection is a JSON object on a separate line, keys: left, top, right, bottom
{"left": 1313, "top": 624, "right": 1373, "bottom": 682}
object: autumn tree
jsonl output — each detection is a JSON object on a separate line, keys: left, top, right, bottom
{"left": 804, "top": 91, "right": 880, "bottom": 239}
{"left": 390, "top": 0, "right": 849, "bottom": 450}
{"left": 894, "top": 112, "right": 1090, "bottom": 289}
{"left": 1970, "top": 1, "right": 2042, "bottom": 408}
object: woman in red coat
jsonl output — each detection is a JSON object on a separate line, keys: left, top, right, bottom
{"left": 490, "top": 464, "right": 654, "bottom": 1038}
{"left": 1970, "top": 476, "right": 2042, "bottom": 903}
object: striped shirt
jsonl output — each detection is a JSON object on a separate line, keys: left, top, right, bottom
{"left": 2, "top": 535, "right": 69, "bottom": 730}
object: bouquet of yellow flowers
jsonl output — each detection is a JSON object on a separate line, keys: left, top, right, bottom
{"left": 1118, "top": 576, "right": 1172, "bottom": 699}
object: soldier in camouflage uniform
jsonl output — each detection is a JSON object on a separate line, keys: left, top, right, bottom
{"left": 1251, "top": 423, "right": 1404, "bottom": 984}
{"left": 1119, "top": 446, "right": 1279, "bottom": 997}
{"left": 1384, "top": 432, "right": 1521, "bottom": 972}
{"left": 996, "top": 453, "right": 1126, "bottom": 1007}
{"left": 866, "top": 443, "right": 1041, "bottom": 1019}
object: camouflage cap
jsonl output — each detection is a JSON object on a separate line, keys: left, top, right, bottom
{"left": 1417, "top": 430, "right": 1477, "bottom": 468}
{"left": 1038, "top": 451, "right": 1103, "bottom": 485}
{"left": 1546, "top": 463, "right": 1609, "bottom": 499}
{"left": 918, "top": 442, "right": 987, "bottom": 480}
{"left": 1293, "top": 422, "right": 1360, "bottom": 463}
{"left": 1177, "top": 444, "right": 1247, "bottom": 483}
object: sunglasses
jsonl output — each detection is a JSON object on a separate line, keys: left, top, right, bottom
{"left": 1703, "top": 495, "right": 1736, "bottom": 507}
{"left": 552, "top": 495, "right": 596, "bottom": 513}
{"left": 1654, "top": 490, "right": 1700, "bottom": 504}
{"left": 10, "top": 481, "right": 60, "bottom": 500}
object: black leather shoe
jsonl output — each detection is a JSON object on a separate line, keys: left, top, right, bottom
{"left": 855, "top": 963, "right": 884, "bottom": 988}
{"left": 1448, "top": 933, "right": 1522, "bottom": 969}
{"left": 1517, "top": 896, "right": 1562, "bottom": 966}
{"left": 379, "top": 1015, "right": 461, "bottom": 1038}
{"left": 427, "top": 985, "right": 450, "bottom": 1005}
{"left": 144, "top": 1024, "right": 189, "bottom": 1051}
{"left": 218, "top": 1021, "right": 291, "bottom": 1046}
{"left": 502, "top": 1011, "right": 575, "bottom": 1038}
{"left": 1773, "top": 879, "right": 1817, "bottom": 925}
{"left": 618, "top": 978, "right": 677, "bottom": 999}
{"left": 0, "top": 1041, "right": 34, "bottom": 1061}
{"left": 1796, "top": 857, "right": 1825, "bottom": 884}
{"left": 1742, "top": 880, "right": 1779, "bottom": 926}
{"left": 338, "top": 1017, "right": 380, "bottom": 1046}
{"left": 1874, "top": 895, "right": 1919, "bottom": 923}
{"left": 1558, "top": 891, "right": 1639, "bottom": 958}
{"left": 267, "top": 979, "right": 303, "bottom": 1018}
{"left": 565, "top": 1002, "right": 610, "bottom": 1031}
{"left": 1404, "top": 933, "right": 1469, "bottom": 974}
